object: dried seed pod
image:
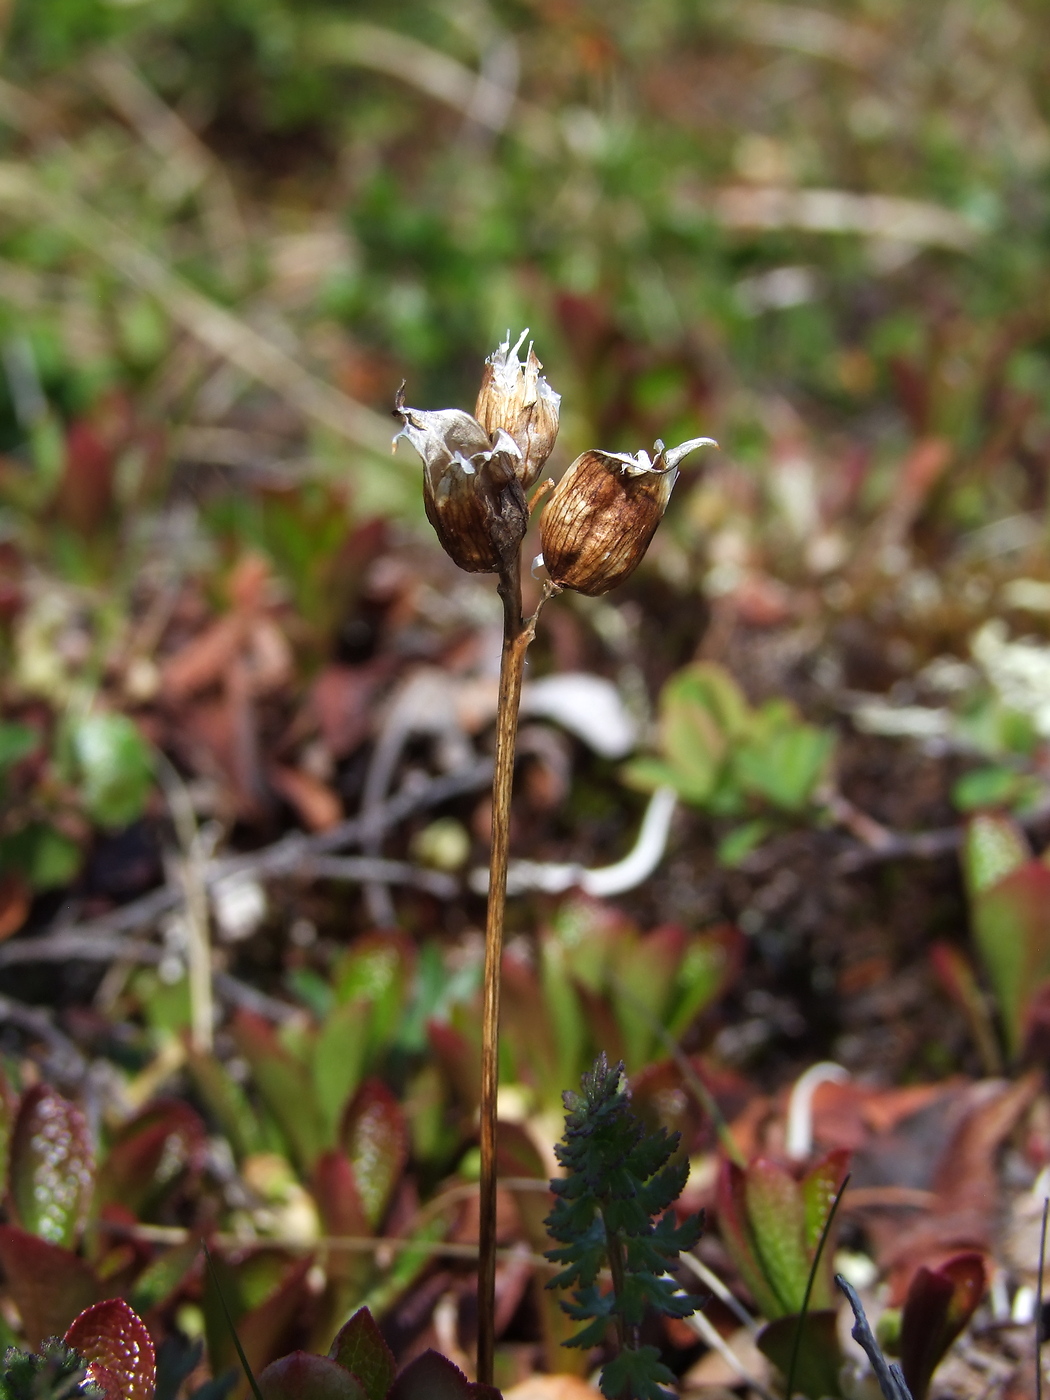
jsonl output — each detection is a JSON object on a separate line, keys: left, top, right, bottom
{"left": 394, "top": 386, "right": 527, "bottom": 574}
{"left": 475, "top": 330, "right": 561, "bottom": 488}
{"left": 539, "top": 436, "right": 715, "bottom": 595}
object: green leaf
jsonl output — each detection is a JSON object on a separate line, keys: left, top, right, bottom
{"left": 962, "top": 811, "right": 1029, "bottom": 898}
{"left": 0, "top": 824, "right": 82, "bottom": 890}
{"left": 0, "top": 723, "right": 39, "bottom": 772}
{"left": 952, "top": 765, "right": 1028, "bottom": 812}
{"left": 744, "top": 1158, "right": 809, "bottom": 1316}
{"left": 69, "top": 713, "right": 153, "bottom": 829}
{"left": 971, "top": 860, "right": 1050, "bottom": 1058}
{"left": 313, "top": 998, "right": 371, "bottom": 1146}
{"left": 9, "top": 1086, "right": 94, "bottom": 1248}
{"left": 756, "top": 1311, "right": 843, "bottom": 1399}
{"left": 735, "top": 722, "right": 833, "bottom": 813}
{"left": 328, "top": 1308, "right": 396, "bottom": 1400}
{"left": 716, "top": 819, "right": 771, "bottom": 867}
{"left": 231, "top": 1011, "right": 324, "bottom": 1171}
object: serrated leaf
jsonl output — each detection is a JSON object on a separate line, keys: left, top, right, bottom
{"left": 64, "top": 1298, "right": 156, "bottom": 1400}
{"left": 341, "top": 1080, "right": 407, "bottom": 1229}
{"left": 962, "top": 812, "right": 1029, "bottom": 897}
{"left": 744, "top": 1158, "right": 809, "bottom": 1316}
{"left": 10, "top": 1084, "right": 94, "bottom": 1247}
{"left": 388, "top": 1350, "right": 500, "bottom": 1400}
{"left": 258, "top": 1353, "right": 367, "bottom": 1400}
{"left": 328, "top": 1308, "right": 395, "bottom": 1400}
{"left": 69, "top": 713, "right": 153, "bottom": 829}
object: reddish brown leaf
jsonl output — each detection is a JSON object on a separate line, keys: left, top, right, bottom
{"left": 341, "top": 1079, "right": 408, "bottom": 1229}
{"left": 259, "top": 1352, "right": 367, "bottom": 1400}
{"left": 268, "top": 762, "right": 342, "bottom": 831}
{"left": 0, "top": 872, "right": 30, "bottom": 940}
{"left": 64, "top": 1297, "right": 156, "bottom": 1400}
{"left": 96, "top": 1098, "right": 208, "bottom": 1217}
{"left": 388, "top": 1350, "right": 501, "bottom": 1400}
{"left": 0, "top": 1225, "right": 99, "bottom": 1346}
{"left": 899, "top": 1253, "right": 986, "bottom": 1400}
{"left": 328, "top": 1307, "right": 396, "bottom": 1400}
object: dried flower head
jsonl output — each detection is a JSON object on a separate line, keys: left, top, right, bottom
{"left": 475, "top": 329, "right": 561, "bottom": 488}
{"left": 394, "top": 385, "right": 527, "bottom": 573}
{"left": 538, "top": 436, "right": 715, "bottom": 595}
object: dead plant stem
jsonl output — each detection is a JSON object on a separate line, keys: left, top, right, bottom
{"left": 477, "top": 553, "right": 544, "bottom": 1385}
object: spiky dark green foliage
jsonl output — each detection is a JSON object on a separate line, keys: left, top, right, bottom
{"left": 545, "top": 1054, "right": 704, "bottom": 1400}
{"left": 0, "top": 1341, "right": 100, "bottom": 1400}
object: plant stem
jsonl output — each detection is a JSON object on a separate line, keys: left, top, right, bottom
{"left": 477, "top": 553, "right": 545, "bottom": 1385}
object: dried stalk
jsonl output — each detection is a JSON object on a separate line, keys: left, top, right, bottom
{"left": 477, "top": 555, "right": 549, "bottom": 1384}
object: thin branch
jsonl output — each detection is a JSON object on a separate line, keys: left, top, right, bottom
{"left": 0, "top": 759, "right": 492, "bottom": 971}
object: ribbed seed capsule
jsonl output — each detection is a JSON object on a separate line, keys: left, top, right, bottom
{"left": 475, "top": 330, "right": 561, "bottom": 488}
{"left": 538, "top": 437, "right": 715, "bottom": 596}
{"left": 394, "top": 386, "right": 527, "bottom": 574}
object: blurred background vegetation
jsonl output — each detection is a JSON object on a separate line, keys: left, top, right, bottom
{"left": 3, "top": 0, "right": 1050, "bottom": 901}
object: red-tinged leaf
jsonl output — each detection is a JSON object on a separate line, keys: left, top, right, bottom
{"left": 0, "top": 1225, "right": 99, "bottom": 1346}
{"left": 258, "top": 1352, "right": 368, "bottom": 1400}
{"left": 929, "top": 943, "right": 1003, "bottom": 1075}
{"left": 666, "top": 923, "right": 745, "bottom": 1042}
{"left": 328, "top": 1308, "right": 396, "bottom": 1400}
{"left": 547, "top": 895, "right": 635, "bottom": 994}
{"left": 388, "top": 1351, "right": 501, "bottom": 1400}
{"left": 231, "top": 1010, "right": 324, "bottom": 1170}
{"left": 341, "top": 1080, "right": 408, "bottom": 1229}
{"left": 963, "top": 812, "right": 1029, "bottom": 898}
{"left": 314, "top": 999, "right": 372, "bottom": 1145}
{"left": 800, "top": 1150, "right": 850, "bottom": 1255}
{"left": 972, "top": 861, "right": 1050, "bottom": 1058}
{"left": 332, "top": 933, "right": 414, "bottom": 1046}
{"left": 744, "top": 1159, "right": 809, "bottom": 1317}
{"left": 10, "top": 1084, "right": 95, "bottom": 1246}
{"left": 64, "top": 1297, "right": 156, "bottom": 1400}
{"left": 312, "top": 1150, "right": 373, "bottom": 1300}
{"left": 0, "top": 871, "right": 30, "bottom": 940}
{"left": 714, "top": 1159, "right": 782, "bottom": 1321}
{"left": 756, "top": 1310, "right": 842, "bottom": 1400}
{"left": 899, "top": 1253, "right": 986, "bottom": 1400}
{"left": 427, "top": 1020, "right": 480, "bottom": 1110}
{"left": 96, "top": 1098, "right": 207, "bottom": 1216}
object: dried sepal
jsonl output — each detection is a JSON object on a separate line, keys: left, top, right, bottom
{"left": 394, "top": 386, "right": 527, "bottom": 574}
{"left": 475, "top": 329, "right": 561, "bottom": 488}
{"left": 538, "top": 436, "right": 715, "bottom": 596}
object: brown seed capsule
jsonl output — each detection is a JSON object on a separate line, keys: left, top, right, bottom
{"left": 538, "top": 437, "right": 715, "bottom": 595}
{"left": 394, "top": 385, "right": 527, "bottom": 574}
{"left": 475, "top": 330, "right": 561, "bottom": 489}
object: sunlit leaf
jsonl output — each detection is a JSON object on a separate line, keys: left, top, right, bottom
{"left": 9, "top": 1084, "right": 94, "bottom": 1247}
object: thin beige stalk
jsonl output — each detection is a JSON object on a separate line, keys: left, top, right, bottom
{"left": 477, "top": 554, "right": 548, "bottom": 1385}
